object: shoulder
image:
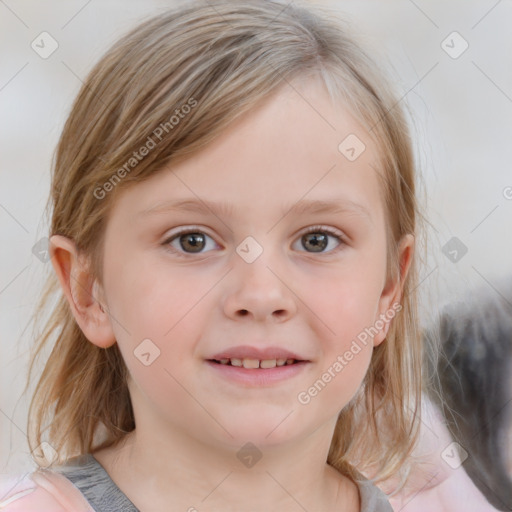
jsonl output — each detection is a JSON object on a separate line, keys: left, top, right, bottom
{"left": 0, "top": 469, "right": 94, "bottom": 511}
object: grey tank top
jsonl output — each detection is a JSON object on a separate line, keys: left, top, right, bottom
{"left": 55, "top": 453, "right": 393, "bottom": 512}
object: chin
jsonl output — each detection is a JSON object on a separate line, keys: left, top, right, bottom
{"left": 218, "top": 415, "right": 302, "bottom": 449}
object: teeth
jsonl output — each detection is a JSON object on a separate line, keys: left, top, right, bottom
{"left": 242, "top": 358, "right": 260, "bottom": 369}
{"left": 216, "top": 357, "right": 297, "bottom": 368}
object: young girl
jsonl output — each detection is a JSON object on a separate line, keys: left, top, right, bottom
{"left": 0, "top": 0, "right": 423, "bottom": 510}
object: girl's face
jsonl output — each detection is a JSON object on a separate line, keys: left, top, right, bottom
{"left": 97, "top": 78, "right": 410, "bottom": 452}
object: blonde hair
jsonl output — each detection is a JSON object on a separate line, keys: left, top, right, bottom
{"left": 26, "top": 0, "right": 423, "bottom": 488}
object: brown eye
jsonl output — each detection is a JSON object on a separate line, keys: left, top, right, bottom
{"left": 293, "top": 226, "right": 345, "bottom": 254}
{"left": 164, "top": 228, "right": 219, "bottom": 256}
{"left": 178, "top": 232, "right": 205, "bottom": 253}
{"left": 302, "top": 232, "right": 328, "bottom": 252}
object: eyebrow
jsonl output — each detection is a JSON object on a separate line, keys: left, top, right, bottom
{"left": 138, "top": 197, "right": 372, "bottom": 223}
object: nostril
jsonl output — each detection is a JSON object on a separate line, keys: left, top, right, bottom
{"left": 236, "top": 309, "right": 286, "bottom": 318}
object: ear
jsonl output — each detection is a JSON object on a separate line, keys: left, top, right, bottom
{"left": 373, "top": 233, "right": 414, "bottom": 347}
{"left": 49, "top": 234, "right": 116, "bottom": 348}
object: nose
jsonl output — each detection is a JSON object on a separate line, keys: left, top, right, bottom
{"left": 222, "top": 250, "right": 297, "bottom": 323}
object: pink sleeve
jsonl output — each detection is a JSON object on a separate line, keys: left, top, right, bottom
{"left": 0, "top": 471, "right": 94, "bottom": 512}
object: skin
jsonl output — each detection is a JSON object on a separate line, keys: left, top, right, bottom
{"left": 50, "top": 77, "right": 413, "bottom": 512}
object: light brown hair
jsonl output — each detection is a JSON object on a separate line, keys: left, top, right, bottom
{"left": 26, "top": 0, "right": 423, "bottom": 488}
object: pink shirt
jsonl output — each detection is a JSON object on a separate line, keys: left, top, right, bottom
{"left": 0, "top": 469, "right": 93, "bottom": 511}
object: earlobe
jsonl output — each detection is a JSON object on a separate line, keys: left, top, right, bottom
{"left": 372, "top": 315, "right": 392, "bottom": 348}
{"left": 49, "top": 235, "right": 116, "bottom": 348}
{"left": 373, "top": 234, "right": 414, "bottom": 347}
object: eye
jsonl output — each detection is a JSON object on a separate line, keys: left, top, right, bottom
{"left": 293, "top": 225, "right": 346, "bottom": 254}
{"left": 163, "top": 227, "right": 220, "bottom": 256}
{"left": 162, "top": 225, "right": 346, "bottom": 257}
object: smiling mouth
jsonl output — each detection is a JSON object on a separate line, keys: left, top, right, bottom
{"left": 207, "top": 358, "right": 305, "bottom": 369}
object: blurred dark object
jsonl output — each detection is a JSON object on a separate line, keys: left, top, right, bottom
{"left": 425, "top": 283, "right": 512, "bottom": 511}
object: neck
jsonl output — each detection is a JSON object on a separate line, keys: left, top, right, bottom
{"left": 94, "top": 427, "right": 359, "bottom": 512}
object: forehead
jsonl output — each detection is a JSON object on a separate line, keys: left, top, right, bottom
{"left": 113, "top": 77, "right": 385, "bottom": 225}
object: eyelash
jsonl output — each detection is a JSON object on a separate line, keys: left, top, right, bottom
{"left": 162, "top": 225, "right": 347, "bottom": 258}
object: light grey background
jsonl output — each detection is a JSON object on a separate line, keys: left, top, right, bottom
{"left": 1, "top": 0, "right": 511, "bottom": 475}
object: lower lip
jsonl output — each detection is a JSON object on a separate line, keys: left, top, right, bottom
{"left": 205, "top": 361, "right": 310, "bottom": 386}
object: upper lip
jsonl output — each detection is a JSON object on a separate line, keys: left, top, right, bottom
{"left": 208, "top": 345, "right": 309, "bottom": 361}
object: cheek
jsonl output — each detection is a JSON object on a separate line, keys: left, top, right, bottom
{"left": 297, "top": 337, "right": 373, "bottom": 420}
{"left": 295, "top": 279, "right": 381, "bottom": 413}
{"left": 106, "top": 255, "right": 213, "bottom": 340}
{"left": 123, "top": 354, "right": 216, "bottom": 439}
{"left": 305, "top": 267, "right": 384, "bottom": 346}
{"left": 104, "top": 257, "right": 216, "bottom": 395}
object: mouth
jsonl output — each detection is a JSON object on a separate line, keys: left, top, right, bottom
{"left": 207, "top": 357, "right": 305, "bottom": 369}
{"left": 205, "top": 357, "right": 310, "bottom": 386}
{"left": 206, "top": 345, "right": 311, "bottom": 385}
